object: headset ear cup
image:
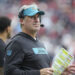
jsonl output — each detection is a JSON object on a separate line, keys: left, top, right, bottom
{"left": 18, "top": 12, "right": 22, "bottom": 18}
{"left": 18, "top": 9, "right": 24, "bottom": 18}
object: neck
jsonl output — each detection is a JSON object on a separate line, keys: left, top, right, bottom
{"left": 22, "top": 30, "right": 37, "bottom": 40}
{"left": 0, "top": 32, "right": 7, "bottom": 42}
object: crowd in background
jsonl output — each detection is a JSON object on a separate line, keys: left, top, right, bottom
{"left": 0, "top": 0, "right": 75, "bottom": 64}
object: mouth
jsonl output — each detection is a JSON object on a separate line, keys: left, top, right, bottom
{"left": 33, "top": 23, "right": 40, "bottom": 26}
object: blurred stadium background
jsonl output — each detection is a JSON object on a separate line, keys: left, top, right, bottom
{"left": 0, "top": 0, "right": 75, "bottom": 65}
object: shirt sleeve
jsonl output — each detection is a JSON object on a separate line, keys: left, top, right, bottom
{"left": 4, "top": 40, "right": 40, "bottom": 75}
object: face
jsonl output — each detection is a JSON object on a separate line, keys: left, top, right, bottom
{"left": 6, "top": 26, "right": 11, "bottom": 39}
{"left": 21, "top": 14, "right": 41, "bottom": 33}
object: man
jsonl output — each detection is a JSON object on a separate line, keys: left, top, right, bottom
{"left": 4, "top": 4, "right": 75, "bottom": 75}
{"left": 0, "top": 16, "right": 11, "bottom": 75}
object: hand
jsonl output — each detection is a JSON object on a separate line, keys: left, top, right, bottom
{"left": 40, "top": 68, "right": 54, "bottom": 75}
{"left": 62, "top": 64, "right": 75, "bottom": 75}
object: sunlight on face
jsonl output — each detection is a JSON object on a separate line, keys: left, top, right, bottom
{"left": 23, "top": 14, "right": 41, "bottom": 32}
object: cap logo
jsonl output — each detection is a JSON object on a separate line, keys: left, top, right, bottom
{"left": 31, "top": 7, "right": 37, "bottom": 10}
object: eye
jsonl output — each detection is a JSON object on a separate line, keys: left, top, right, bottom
{"left": 29, "top": 16, "right": 34, "bottom": 19}
{"left": 38, "top": 15, "right": 41, "bottom": 18}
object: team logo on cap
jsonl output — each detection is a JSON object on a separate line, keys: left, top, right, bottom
{"left": 31, "top": 7, "right": 37, "bottom": 10}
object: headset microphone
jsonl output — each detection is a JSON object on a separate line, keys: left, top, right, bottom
{"left": 40, "top": 24, "right": 44, "bottom": 27}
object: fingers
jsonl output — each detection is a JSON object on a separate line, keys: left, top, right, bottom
{"left": 47, "top": 70, "right": 53, "bottom": 75}
{"left": 63, "top": 64, "right": 75, "bottom": 74}
{"left": 68, "top": 65, "right": 75, "bottom": 73}
{"left": 46, "top": 68, "right": 54, "bottom": 75}
{"left": 46, "top": 68, "right": 54, "bottom": 72}
{"left": 69, "top": 64, "right": 75, "bottom": 68}
{"left": 40, "top": 68, "right": 54, "bottom": 75}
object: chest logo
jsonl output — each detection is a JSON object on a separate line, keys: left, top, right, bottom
{"left": 32, "top": 48, "right": 48, "bottom": 54}
{"left": 6, "top": 50, "right": 12, "bottom": 56}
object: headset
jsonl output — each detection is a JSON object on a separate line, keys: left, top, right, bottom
{"left": 18, "top": 9, "right": 25, "bottom": 18}
{"left": 18, "top": 9, "right": 44, "bottom": 27}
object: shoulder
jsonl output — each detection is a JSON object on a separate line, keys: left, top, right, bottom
{"left": 6, "top": 34, "right": 22, "bottom": 49}
{"left": 0, "top": 39, "right": 6, "bottom": 50}
{"left": 5, "top": 35, "right": 23, "bottom": 56}
{"left": 0, "top": 39, "right": 5, "bottom": 45}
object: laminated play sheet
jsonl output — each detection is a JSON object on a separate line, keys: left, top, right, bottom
{"left": 52, "top": 48, "right": 74, "bottom": 75}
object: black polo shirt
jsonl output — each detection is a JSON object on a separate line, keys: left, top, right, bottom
{"left": 0, "top": 39, "right": 6, "bottom": 67}
{"left": 4, "top": 32, "right": 50, "bottom": 75}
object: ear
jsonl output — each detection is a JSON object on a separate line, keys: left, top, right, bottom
{"left": 5, "top": 26, "right": 11, "bottom": 38}
{"left": 20, "top": 18, "right": 24, "bottom": 25}
{"left": 6, "top": 26, "right": 11, "bottom": 33}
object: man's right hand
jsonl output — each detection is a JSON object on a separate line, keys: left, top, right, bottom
{"left": 40, "top": 68, "right": 54, "bottom": 75}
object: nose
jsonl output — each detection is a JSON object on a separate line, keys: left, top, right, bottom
{"left": 34, "top": 17, "right": 39, "bottom": 22}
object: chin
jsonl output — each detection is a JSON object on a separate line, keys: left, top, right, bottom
{"left": 34, "top": 28, "right": 40, "bottom": 31}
